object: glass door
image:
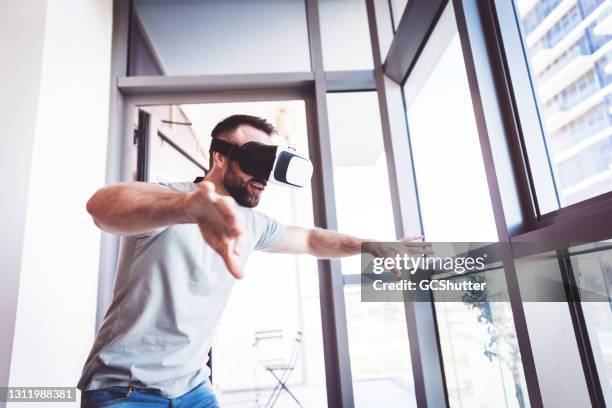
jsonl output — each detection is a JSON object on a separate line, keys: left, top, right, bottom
{"left": 134, "top": 100, "right": 328, "bottom": 407}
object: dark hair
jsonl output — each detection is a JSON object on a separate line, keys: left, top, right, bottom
{"left": 208, "top": 114, "right": 275, "bottom": 170}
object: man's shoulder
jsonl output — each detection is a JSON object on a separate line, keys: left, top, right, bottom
{"left": 156, "top": 181, "right": 196, "bottom": 192}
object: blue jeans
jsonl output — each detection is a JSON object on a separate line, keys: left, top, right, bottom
{"left": 80, "top": 381, "right": 220, "bottom": 407}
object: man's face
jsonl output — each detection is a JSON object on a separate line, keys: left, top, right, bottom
{"left": 220, "top": 125, "right": 273, "bottom": 208}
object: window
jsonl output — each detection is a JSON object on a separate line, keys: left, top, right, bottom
{"left": 326, "top": 92, "right": 396, "bottom": 275}
{"left": 434, "top": 269, "right": 530, "bottom": 408}
{"left": 401, "top": 5, "right": 530, "bottom": 404}
{"left": 138, "top": 105, "right": 208, "bottom": 182}
{"left": 513, "top": 247, "right": 596, "bottom": 406}
{"left": 389, "top": 0, "right": 409, "bottom": 29}
{"left": 513, "top": 0, "right": 612, "bottom": 207}
{"left": 319, "top": 0, "right": 374, "bottom": 70}
{"left": 570, "top": 245, "right": 612, "bottom": 400}
{"left": 139, "top": 100, "right": 328, "bottom": 406}
{"left": 130, "top": 0, "right": 311, "bottom": 75}
{"left": 402, "top": 3, "right": 497, "bottom": 242}
{"left": 344, "top": 285, "right": 416, "bottom": 407}
{"left": 326, "top": 90, "right": 418, "bottom": 405}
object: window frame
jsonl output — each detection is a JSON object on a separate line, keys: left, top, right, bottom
{"left": 383, "top": 0, "right": 612, "bottom": 406}
{"left": 493, "top": 0, "right": 612, "bottom": 236}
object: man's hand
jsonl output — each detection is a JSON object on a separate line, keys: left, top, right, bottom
{"left": 363, "top": 236, "right": 432, "bottom": 278}
{"left": 183, "top": 182, "right": 247, "bottom": 279}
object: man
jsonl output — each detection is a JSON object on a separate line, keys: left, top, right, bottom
{"left": 78, "top": 114, "right": 425, "bottom": 407}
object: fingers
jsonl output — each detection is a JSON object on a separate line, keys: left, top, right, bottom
{"left": 400, "top": 240, "right": 428, "bottom": 247}
{"left": 416, "top": 245, "right": 434, "bottom": 256}
{"left": 400, "top": 239, "right": 433, "bottom": 256}
{"left": 194, "top": 184, "right": 246, "bottom": 279}
{"left": 194, "top": 182, "right": 246, "bottom": 279}
{"left": 199, "top": 188, "right": 246, "bottom": 239}
{"left": 220, "top": 243, "right": 244, "bottom": 280}
{"left": 233, "top": 232, "right": 246, "bottom": 256}
{"left": 214, "top": 195, "right": 235, "bottom": 217}
{"left": 214, "top": 196, "right": 246, "bottom": 238}
{"left": 401, "top": 235, "right": 424, "bottom": 242}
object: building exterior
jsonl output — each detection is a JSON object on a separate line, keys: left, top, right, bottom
{"left": 519, "top": 0, "right": 612, "bottom": 205}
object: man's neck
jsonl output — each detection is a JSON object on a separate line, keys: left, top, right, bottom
{"left": 199, "top": 171, "right": 229, "bottom": 196}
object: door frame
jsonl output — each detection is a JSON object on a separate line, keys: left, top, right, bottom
{"left": 107, "top": 75, "right": 356, "bottom": 407}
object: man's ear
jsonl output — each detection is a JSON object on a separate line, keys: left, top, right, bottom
{"left": 212, "top": 151, "right": 227, "bottom": 169}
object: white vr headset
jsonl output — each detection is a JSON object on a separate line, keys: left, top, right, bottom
{"left": 210, "top": 138, "right": 313, "bottom": 188}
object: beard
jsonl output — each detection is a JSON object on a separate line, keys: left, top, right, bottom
{"left": 223, "top": 163, "right": 264, "bottom": 208}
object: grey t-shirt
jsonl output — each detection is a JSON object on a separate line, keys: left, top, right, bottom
{"left": 77, "top": 181, "right": 286, "bottom": 398}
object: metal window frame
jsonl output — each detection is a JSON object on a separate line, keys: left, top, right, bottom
{"left": 452, "top": 3, "right": 545, "bottom": 406}
{"left": 366, "top": 1, "right": 450, "bottom": 407}
{"left": 384, "top": 0, "right": 447, "bottom": 84}
{"left": 558, "top": 249, "right": 606, "bottom": 408}
{"left": 486, "top": 1, "right": 612, "bottom": 406}
{"left": 95, "top": 0, "right": 132, "bottom": 326}
{"left": 384, "top": 0, "right": 542, "bottom": 406}
{"left": 382, "top": 0, "right": 612, "bottom": 406}
{"left": 385, "top": 0, "right": 612, "bottom": 242}
{"left": 490, "top": 0, "right": 612, "bottom": 240}
{"left": 135, "top": 109, "right": 150, "bottom": 181}
{"left": 384, "top": 0, "right": 541, "bottom": 407}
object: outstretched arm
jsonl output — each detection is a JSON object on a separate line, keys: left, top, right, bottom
{"left": 265, "top": 226, "right": 363, "bottom": 258}
{"left": 266, "top": 227, "right": 432, "bottom": 277}
{"left": 266, "top": 226, "right": 425, "bottom": 261}
{"left": 86, "top": 182, "right": 192, "bottom": 236}
{"left": 86, "top": 181, "right": 247, "bottom": 278}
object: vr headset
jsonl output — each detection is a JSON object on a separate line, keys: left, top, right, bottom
{"left": 210, "top": 138, "right": 313, "bottom": 188}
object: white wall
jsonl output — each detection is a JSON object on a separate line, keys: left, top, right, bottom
{"left": 0, "top": 1, "right": 48, "bottom": 399}
{"left": 3, "top": 1, "right": 113, "bottom": 406}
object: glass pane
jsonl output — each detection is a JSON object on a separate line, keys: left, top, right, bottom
{"left": 131, "top": 0, "right": 311, "bottom": 75}
{"left": 319, "top": 0, "right": 374, "bottom": 70}
{"left": 326, "top": 92, "right": 396, "bottom": 275}
{"left": 138, "top": 105, "right": 208, "bottom": 182}
{"left": 570, "top": 247, "right": 612, "bottom": 401}
{"left": 434, "top": 270, "right": 530, "bottom": 408}
{"left": 514, "top": 249, "right": 593, "bottom": 406}
{"left": 402, "top": 3, "right": 498, "bottom": 241}
{"left": 141, "top": 101, "right": 328, "bottom": 406}
{"left": 514, "top": 0, "right": 612, "bottom": 206}
{"left": 344, "top": 285, "right": 416, "bottom": 407}
{"left": 390, "top": 0, "right": 409, "bottom": 29}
